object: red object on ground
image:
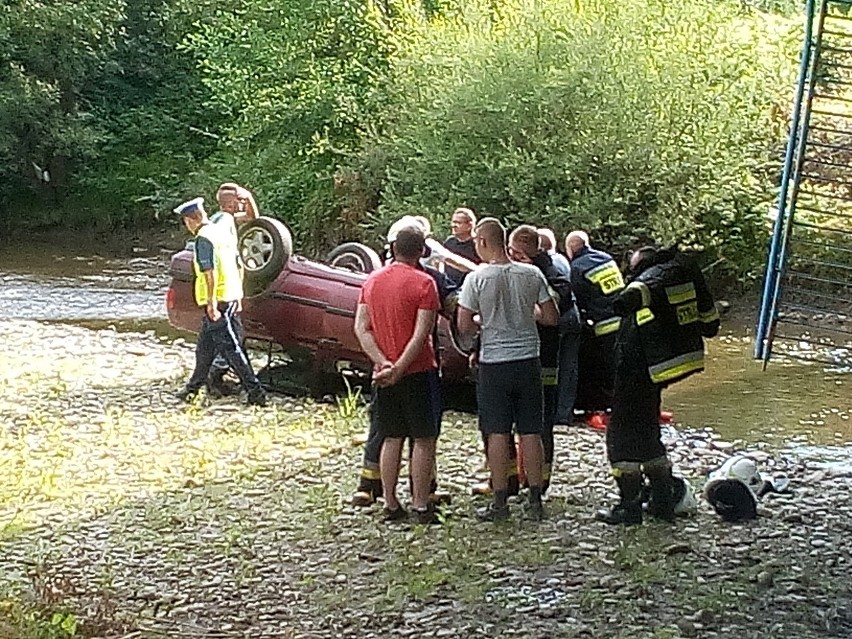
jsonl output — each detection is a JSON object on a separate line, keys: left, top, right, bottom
{"left": 586, "top": 412, "right": 609, "bottom": 431}
{"left": 584, "top": 410, "right": 674, "bottom": 431}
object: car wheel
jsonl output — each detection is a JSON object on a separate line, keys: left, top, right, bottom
{"left": 239, "top": 216, "right": 293, "bottom": 292}
{"left": 326, "top": 242, "right": 382, "bottom": 274}
{"left": 449, "top": 302, "right": 478, "bottom": 356}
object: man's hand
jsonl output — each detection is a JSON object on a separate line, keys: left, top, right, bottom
{"left": 373, "top": 362, "right": 401, "bottom": 387}
{"left": 206, "top": 303, "right": 221, "bottom": 322}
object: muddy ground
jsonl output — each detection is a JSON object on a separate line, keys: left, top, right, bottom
{"left": 0, "top": 320, "right": 850, "bottom": 639}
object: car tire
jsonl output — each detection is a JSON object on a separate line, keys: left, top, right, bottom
{"left": 326, "top": 242, "right": 382, "bottom": 274}
{"left": 449, "top": 302, "right": 478, "bottom": 356}
{"left": 239, "top": 216, "right": 293, "bottom": 293}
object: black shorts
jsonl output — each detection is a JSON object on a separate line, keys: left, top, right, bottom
{"left": 477, "top": 357, "right": 543, "bottom": 436}
{"left": 374, "top": 370, "right": 441, "bottom": 440}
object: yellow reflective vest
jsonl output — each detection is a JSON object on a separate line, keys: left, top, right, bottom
{"left": 192, "top": 222, "right": 244, "bottom": 306}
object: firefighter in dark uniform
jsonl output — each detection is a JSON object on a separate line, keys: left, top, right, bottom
{"left": 508, "top": 225, "right": 578, "bottom": 494}
{"left": 596, "top": 245, "right": 720, "bottom": 525}
{"left": 565, "top": 231, "right": 625, "bottom": 412}
{"left": 352, "top": 217, "right": 459, "bottom": 506}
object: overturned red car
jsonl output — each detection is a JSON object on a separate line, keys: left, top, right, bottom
{"left": 166, "top": 216, "right": 472, "bottom": 388}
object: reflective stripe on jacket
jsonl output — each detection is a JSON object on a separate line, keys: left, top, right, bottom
{"left": 614, "top": 250, "right": 720, "bottom": 386}
{"left": 570, "top": 246, "right": 625, "bottom": 334}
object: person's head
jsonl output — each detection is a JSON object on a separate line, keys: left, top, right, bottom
{"left": 450, "top": 207, "right": 476, "bottom": 241}
{"left": 174, "top": 197, "right": 208, "bottom": 234}
{"left": 564, "top": 230, "right": 590, "bottom": 261}
{"left": 472, "top": 217, "right": 507, "bottom": 262}
{"left": 216, "top": 182, "right": 245, "bottom": 215}
{"left": 628, "top": 245, "right": 658, "bottom": 277}
{"left": 508, "top": 224, "right": 541, "bottom": 264}
{"left": 537, "top": 228, "right": 558, "bottom": 254}
{"left": 390, "top": 226, "right": 426, "bottom": 265}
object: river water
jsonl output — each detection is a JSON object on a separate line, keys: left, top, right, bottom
{"left": 0, "top": 245, "right": 849, "bottom": 470}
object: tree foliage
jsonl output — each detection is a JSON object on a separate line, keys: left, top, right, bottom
{"left": 358, "top": 0, "right": 799, "bottom": 279}
{"left": 0, "top": 0, "right": 801, "bottom": 280}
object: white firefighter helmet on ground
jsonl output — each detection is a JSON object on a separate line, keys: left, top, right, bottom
{"left": 704, "top": 455, "right": 788, "bottom": 522}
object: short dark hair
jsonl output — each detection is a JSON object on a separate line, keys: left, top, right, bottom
{"left": 392, "top": 227, "right": 426, "bottom": 260}
{"left": 509, "top": 224, "right": 541, "bottom": 259}
{"left": 475, "top": 217, "right": 506, "bottom": 248}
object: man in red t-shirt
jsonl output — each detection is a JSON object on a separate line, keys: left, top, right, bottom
{"left": 355, "top": 226, "right": 441, "bottom": 524}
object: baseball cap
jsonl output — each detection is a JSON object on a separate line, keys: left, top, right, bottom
{"left": 173, "top": 197, "right": 205, "bottom": 217}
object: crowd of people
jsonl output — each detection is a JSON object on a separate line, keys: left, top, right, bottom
{"left": 353, "top": 208, "right": 720, "bottom": 525}
{"left": 172, "top": 191, "right": 720, "bottom": 526}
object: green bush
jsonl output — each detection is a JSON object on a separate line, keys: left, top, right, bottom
{"left": 352, "top": 0, "right": 799, "bottom": 280}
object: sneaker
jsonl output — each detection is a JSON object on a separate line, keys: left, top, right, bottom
{"left": 175, "top": 387, "right": 199, "bottom": 403}
{"left": 476, "top": 503, "right": 510, "bottom": 522}
{"left": 246, "top": 390, "right": 267, "bottom": 407}
{"left": 351, "top": 491, "right": 375, "bottom": 508}
{"left": 411, "top": 507, "right": 440, "bottom": 525}
{"left": 382, "top": 506, "right": 408, "bottom": 522}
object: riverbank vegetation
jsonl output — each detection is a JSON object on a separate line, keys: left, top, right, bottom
{"left": 1, "top": 0, "right": 802, "bottom": 280}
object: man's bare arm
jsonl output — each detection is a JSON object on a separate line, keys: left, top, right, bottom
{"left": 203, "top": 270, "right": 219, "bottom": 320}
{"left": 235, "top": 187, "right": 259, "bottom": 223}
{"left": 426, "top": 238, "right": 478, "bottom": 274}
{"left": 354, "top": 303, "right": 390, "bottom": 367}
{"left": 457, "top": 306, "right": 478, "bottom": 336}
{"left": 537, "top": 299, "right": 559, "bottom": 327}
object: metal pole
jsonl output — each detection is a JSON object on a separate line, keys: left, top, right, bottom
{"left": 762, "top": 0, "right": 829, "bottom": 368}
{"left": 754, "top": 0, "right": 817, "bottom": 359}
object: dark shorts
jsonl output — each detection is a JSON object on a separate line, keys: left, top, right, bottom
{"left": 374, "top": 369, "right": 441, "bottom": 440}
{"left": 477, "top": 357, "right": 543, "bottom": 436}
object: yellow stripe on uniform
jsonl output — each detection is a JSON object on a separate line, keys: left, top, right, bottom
{"left": 360, "top": 467, "right": 381, "bottom": 480}
{"left": 585, "top": 262, "right": 625, "bottom": 295}
{"left": 648, "top": 351, "right": 705, "bottom": 384}
{"left": 665, "top": 282, "right": 697, "bottom": 305}
{"left": 700, "top": 307, "right": 720, "bottom": 323}
{"left": 636, "top": 307, "right": 655, "bottom": 326}
{"left": 593, "top": 316, "right": 622, "bottom": 336}
{"left": 541, "top": 367, "right": 558, "bottom": 386}
{"left": 625, "top": 280, "right": 652, "bottom": 308}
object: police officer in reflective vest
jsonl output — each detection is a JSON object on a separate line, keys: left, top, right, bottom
{"left": 596, "top": 245, "right": 719, "bottom": 525}
{"left": 174, "top": 197, "right": 267, "bottom": 406}
{"left": 565, "top": 231, "right": 625, "bottom": 412}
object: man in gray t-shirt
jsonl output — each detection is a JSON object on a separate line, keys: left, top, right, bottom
{"left": 458, "top": 218, "right": 559, "bottom": 522}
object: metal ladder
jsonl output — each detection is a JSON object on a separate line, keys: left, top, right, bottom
{"left": 755, "top": 0, "right": 852, "bottom": 367}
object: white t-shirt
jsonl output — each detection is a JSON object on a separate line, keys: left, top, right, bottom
{"left": 459, "top": 262, "right": 553, "bottom": 364}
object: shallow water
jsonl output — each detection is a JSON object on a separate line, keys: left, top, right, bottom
{"left": 0, "top": 246, "right": 849, "bottom": 467}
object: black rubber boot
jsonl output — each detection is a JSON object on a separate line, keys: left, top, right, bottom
{"left": 645, "top": 466, "right": 676, "bottom": 522}
{"left": 596, "top": 473, "right": 644, "bottom": 526}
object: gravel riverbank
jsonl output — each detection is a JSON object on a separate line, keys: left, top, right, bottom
{"left": 1, "top": 320, "right": 850, "bottom": 639}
